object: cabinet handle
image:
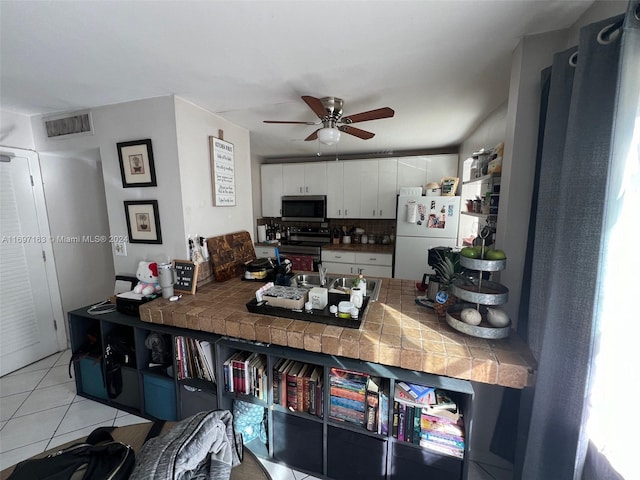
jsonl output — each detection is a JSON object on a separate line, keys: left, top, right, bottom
{"left": 369, "top": 258, "right": 377, "bottom": 261}
{"left": 345, "top": 209, "right": 348, "bottom": 215}
{"left": 306, "top": 186, "right": 309, "bottom": 193}
{"left": 380, "top": 209, "right": 383, "bottom": 216}
{"left": 299, "top": 187, "right": 303, "bottom": 193}
{"left": 373, "top": 209, "right": 376, "bottom": 216}
{"left": 335, "top": 255, "right": 342, "bottom": 259}
{"left": 338, "top": 209, "right": 341, "bottom": 215}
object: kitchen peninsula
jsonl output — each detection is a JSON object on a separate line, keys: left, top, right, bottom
{"left": 139, "top": 277, "right": 535, "bottom": 389}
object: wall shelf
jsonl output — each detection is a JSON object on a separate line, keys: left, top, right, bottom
{"left": 461, "top": 211, "right": 497, "bottom": 219}
{"left": 462, "top": 173, "right": 501, "bottom": 186}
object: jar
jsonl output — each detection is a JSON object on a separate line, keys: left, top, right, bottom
{"left": 360, "top": 234, "right": 368, "bottom": 244}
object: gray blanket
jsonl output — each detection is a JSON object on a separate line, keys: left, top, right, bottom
{"left": 130, "top": 410, "right": 243, "bottom": 480}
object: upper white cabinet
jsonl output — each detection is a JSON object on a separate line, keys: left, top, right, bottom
{"left": 326, "top": 162, "right": 345, "bottom": 218}
{"left": 330, "top": 159, "right": 397, "bottom": 219}
{"left": 396, "top": 154, "right": 459, "bottom": 191}
{"left": 282, "top": 163, "right": 327, "bottom": 196}
{"left": 261, "top": 164, "right": 283, "bottom": 217}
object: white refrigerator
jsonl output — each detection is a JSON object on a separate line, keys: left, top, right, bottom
{"left": 394, "top": 195, "right": 461, "bottom": 281}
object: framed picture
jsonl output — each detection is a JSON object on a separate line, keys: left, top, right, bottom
{"left": 209, "top": 136, "right": 236, "bottom": 206}
{"left": 124, "top": 200, "right": 162, "bottom": 244}
{"left": 117, "top": 139, "right": 157, "bottom": 188}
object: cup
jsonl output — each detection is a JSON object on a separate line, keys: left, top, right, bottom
{"left": 158, "top": 262, "right": 177, "bottom": 299}
{"left": 349, "top": 287, "right": 364, "bottom": 308}
{"left": 342, "top": 236, "right": 351, "bottom": 244}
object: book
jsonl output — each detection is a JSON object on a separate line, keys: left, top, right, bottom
{"left": 392, "top": 401, "right": 399, "bottom": 438}
{"left": 273, "top": 358, "right": 291, "bottom": 405}
{"left": 330, "top": 386, "right": 366, "bottom": 402}
{"left": 413, "top": 406, "right": 422, "bottom": 444}
{"left": 296, "top": 363, "right": 311, "bottom": 413}
{"left": 308, "top": 366, "right": 321, "bottom": 415}
{"left": 405, "top": 405, "right": 414, "bottom": 443}
{"left": 396, "top": 382, "right": 436, "bottom": 404}
{"left": 286, "top": 361, "right": 303, "bottom": 411}
{"left": 419, "top": 439, "right": 464, "bottom": 459}
{"left": 420, "top": 412, "right": 465, "bottom": 437}
{"left": 365, "top": 376, "right": 381, "bottom": 432}
{"left": 379, "top": 389, "right": 389, "bottom": 436}
{"left": 398, "top": 403, "right": 406, "bottom": 441}
{"left": 420, "top": 431, "right": 465, "bottom": 449}
{"left": 316, "top": 375, "right": 324, "bottom": 418}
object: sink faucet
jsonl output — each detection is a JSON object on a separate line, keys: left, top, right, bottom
{"left": 319, "top": 264, "right": 327, "bottom": 287}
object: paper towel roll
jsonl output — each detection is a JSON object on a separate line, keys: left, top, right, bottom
{"left": 258, "top": 225, "right": 267, "bottom": 242}
{"left": 406, "top": 202, "right": 417, "bottom": 223}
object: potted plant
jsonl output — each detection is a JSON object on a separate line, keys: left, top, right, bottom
{"left": 432, "top": 249, "right": 460, "bottom": 318}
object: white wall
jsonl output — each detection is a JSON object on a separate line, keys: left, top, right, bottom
{"left": 174, "top": 97, "right": 254, "bottom": 246}
{"left": 0, "top": 110, "right": 34, "bottom": 149}
{"left": 31, "top": 96, "right": 185, "bottom": 275}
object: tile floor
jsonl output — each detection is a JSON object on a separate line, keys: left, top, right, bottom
{"left": 0, "top": 350, "right": 512, "bottom": 479}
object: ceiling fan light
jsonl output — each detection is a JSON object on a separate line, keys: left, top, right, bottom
{"left": 317, "top": 127, "right": 341, "bottom": 145}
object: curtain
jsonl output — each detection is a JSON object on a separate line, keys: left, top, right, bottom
{"left": 517, "top": 2, "right": 640, "bottom": 479}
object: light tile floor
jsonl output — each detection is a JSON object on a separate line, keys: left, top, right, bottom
{"left": 0, "top": 350, "right": 511, "bottom": 479}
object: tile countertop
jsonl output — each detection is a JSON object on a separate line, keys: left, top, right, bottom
{"left": 139, "top": 277, "right": 537, "bottom": 389}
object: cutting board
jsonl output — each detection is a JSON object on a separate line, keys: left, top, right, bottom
{"left": 207, "top": 230, "right": 256, "bottom": 282}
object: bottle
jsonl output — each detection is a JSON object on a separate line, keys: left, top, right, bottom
{"left": 354, "top": 269, "right": 366, "bottom": 294}
{"left": 275, "top": 223, "right": 281, "bottom": 241}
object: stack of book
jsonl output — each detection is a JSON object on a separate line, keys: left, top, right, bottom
{"left": 392, "top": 383, "right": 464, "bottom": 458}
{"left": 365, "top": 376, "right": 389, "bottom": 435}
{"left": 272, "top": 359, "right": 323, "bottom": 417}
{"left": 223, "top": 351, "right": 268, "bottom": 401}
{"left": 329, "top": 368, "right": 369, "bottom": 427}
{"left": 174, "top": 336, "right": 215, "bottom": 383}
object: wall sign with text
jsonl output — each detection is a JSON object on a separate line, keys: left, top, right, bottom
{"left": 209, "top": 136, "right": 235, "bottom": 206}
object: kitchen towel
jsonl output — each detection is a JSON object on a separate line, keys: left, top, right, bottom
{"left": 406, "top": 201, "right": 417, "bottom": 223}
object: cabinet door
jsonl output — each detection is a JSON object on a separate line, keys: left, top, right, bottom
{"left": 425, "top": 154, "right": 459, "bottom": 186}
{"left": 357, "top": 264, "right": 392, "bottom": 278}
{"left": 322, "top": 261, "right": 354, "bottom": 275}
{"left": 355, "top": 252, "right": 393, "bottom": 266}
{"left": 377, "top": 158, "right": 398, "bottom": 218}
{"left": 261, "top": 164, "right": 283, "bottom": 217}
{"left": 322, "top": 250, "right": 356, "bottom": 263}
{"left": 304, "top": 162, "right": 328, "bottom": 195}
{"left": 255, "top": 246, "right": 276, "bottom": 258}
{"left": 327, "top": 162, "right": 344, "bottom": 218}
{"left": 397, "top": 156, "right": 428, "bottom": 190}
{"left": 342, "top": 162, "right": 361, "bottom": 218}
{"left": 282, "top": 164, "right": 306, "bottom": 195}
{"left": 359, "top": 160, "right": 379, "bottom": 219}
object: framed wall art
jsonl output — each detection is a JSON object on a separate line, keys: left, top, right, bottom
{"left": 117, "top": 139, "right": 157, "bottom": 188}
{"left": 209, "top": 136, "right": 236, "bottom": 206}
{"left": 124, "top": 200, "right": 162, "bottom": 244}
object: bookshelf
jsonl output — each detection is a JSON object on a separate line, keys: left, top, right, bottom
{"left": 69, "top": 306, "right": 474, "bottom": 480}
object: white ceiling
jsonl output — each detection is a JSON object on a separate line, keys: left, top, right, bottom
{"left": 0, "top": 1, "right": 595, "bottom": 158}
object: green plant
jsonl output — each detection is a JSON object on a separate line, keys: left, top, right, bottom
{"left": 432, "top": 249, "right": 460, "bottom": 292}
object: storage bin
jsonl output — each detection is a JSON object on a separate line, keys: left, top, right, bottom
{"left": 112, "top": 367, "right": 140, "bottom": 409}
{"left": 143, "top": 374, "right": 177, "bottom": 420}
{"left": 79, "top": 357, "right": 107, "bottom": 400}
{"left": 179, "top": 384, "right": 217, "bottom": 419}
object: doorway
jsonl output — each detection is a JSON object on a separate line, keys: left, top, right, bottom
{"left": 0, "top": 147, "right": 66, "bottom": 376}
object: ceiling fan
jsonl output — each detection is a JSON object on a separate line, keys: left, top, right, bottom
{"left": 263, "top": 96, "right": 395, "bottom": 146}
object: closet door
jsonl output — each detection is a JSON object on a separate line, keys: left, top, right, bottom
{"left": 0, "top": 149, "right": 63, "bottom": 375}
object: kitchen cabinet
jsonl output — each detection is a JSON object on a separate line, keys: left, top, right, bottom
{"left": 327, "top": 162, "right": 345, "bottom": 218}
{"left": 282, "top": 162, "right": 327, "bottom": 196}
{"left": 69, "top": 304, "right": 476, "bottom": 480}
{"left": 261, "top": 164, "right": 283, "bottom": 217}
{"left": 396, "top": 154, "right": 459, "bottom": 191}
{"left": 321, "top": 250, "right": 393, "bottom": 277}
{"left": 328, "top": 159, "right": 397, "bottom": 219}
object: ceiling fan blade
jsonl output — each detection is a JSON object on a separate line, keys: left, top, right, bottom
{"left": 305, "top": 129, "right": 320, "bottom": 141}
{"left": 301, "top": 96, "right": 328, "bottom": 119}
{"left": 339, "top": 125, "right": 375, "bottom": 140}
{"left": 263, "top": 120, "right": 318, "bottom": 125}
{"left": 342, "top": 107, "right": 395, "bottom": 124}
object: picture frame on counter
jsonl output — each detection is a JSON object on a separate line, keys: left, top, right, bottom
{"left": 124, "top": 200, "right": 162, "bottom": 244}
{"left": 441, "top": 176, "right": 459, "bottom": 196}
{"left": 173, "top": 259, "right": 199, "bottom": 295}
{"left": 117, "top": 139, "right": 157, "bottom": 188}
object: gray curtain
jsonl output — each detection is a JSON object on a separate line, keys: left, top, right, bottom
{"left": 517, "top": 2, "right": 640, "bottom": 479}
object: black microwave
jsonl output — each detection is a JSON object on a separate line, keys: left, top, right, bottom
{"left": 281, "top": 195, "right": 326, "bottom": 222}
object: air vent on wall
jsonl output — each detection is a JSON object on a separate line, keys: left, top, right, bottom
{"left": 43, "top": 110, "right": 93, "bottom": 138}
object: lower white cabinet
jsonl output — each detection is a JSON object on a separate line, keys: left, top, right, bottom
{"left": 321, "top": 250, "right": 393, "bottom": 277}
{"left": 255, "top": 245, "right": 276, "bottom": 259}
